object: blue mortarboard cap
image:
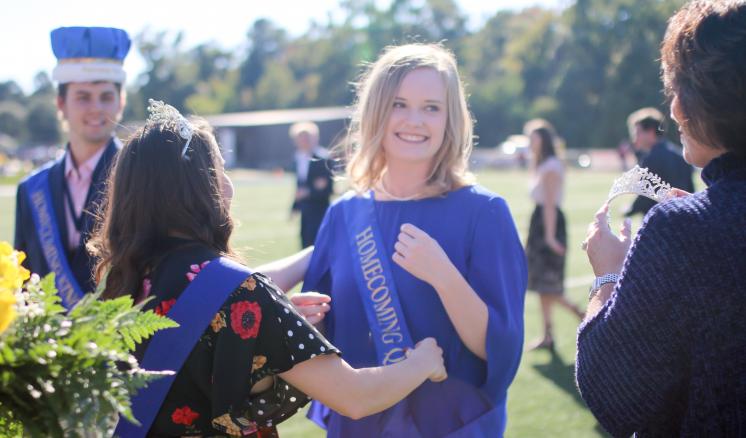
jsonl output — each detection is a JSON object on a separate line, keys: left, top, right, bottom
{"left": 50, "top": 27, "right": 131, "bottom": 84}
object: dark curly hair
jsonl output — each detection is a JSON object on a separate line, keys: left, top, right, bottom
{"left": 88, "top": 117, "right": 236, "bottom": 299}
{"left": 661, "top": 0, "right": 746, "bottom": 156}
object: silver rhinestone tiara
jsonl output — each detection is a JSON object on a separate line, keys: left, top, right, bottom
{"left": 146, "top": 99, "right": 194, "bottom": 158}
{"left": 608, "top": 165, "right": 673, "bottom": 203}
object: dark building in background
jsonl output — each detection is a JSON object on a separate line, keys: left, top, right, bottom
{"left": 205, "top": 106, "right": 350, "bottom": 169}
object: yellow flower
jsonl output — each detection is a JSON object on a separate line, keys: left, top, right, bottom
{"left": 0, "top": 242, "right": 27, "bottom": 334}
{"left": 0, "top": 242, "right": 30, "bottom": 293}
{"left": 212, "top": 413, "right": 248, "bottom": 436}
{"left": 210, "top": 311, "right": 227, "bottom": 333}
{"left": 251, "top": 355, "right": 267, "bottom": 372}
{"left": 241, "top": 276, "right": 257, "bottom": 291}
{"left": 0, "top": 290, "right": 16, "bottom": 334}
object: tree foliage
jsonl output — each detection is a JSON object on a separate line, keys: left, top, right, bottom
{"left": 2, "top": 0, "right": 686, "bottom": 151}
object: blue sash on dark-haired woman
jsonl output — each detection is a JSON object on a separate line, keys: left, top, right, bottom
{"left": 116, "top": 238, "right": 339, "bottom": 437}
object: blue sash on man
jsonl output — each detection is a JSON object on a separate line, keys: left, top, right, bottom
{"left": 309, "top": 191, "right": 497, "bottom": 437}
{"left": 18, "top": 138, "right": 120, "bottom": 309}
{"left": 24, "top": 165, "right": 85, "bottom": 308}
{"left": 114, "top": 257, "right": 251, "bottom": 437}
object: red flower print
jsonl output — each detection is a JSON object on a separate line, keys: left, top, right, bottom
{"left": 171, "top": 405, "right": 200, "bottom": 426}
{"left": 155, "top": 298, "right": 176, "bottom": 316}
{"left": 242, "top": 276, "right": 257, "bottom": 291}
{"left": 257, "top": 426, "right": 279, "bottom": 437}
{"left": 230, "top": 301, "right": 262, "bottom": 339}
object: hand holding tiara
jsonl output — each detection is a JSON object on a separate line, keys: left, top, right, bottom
{"left": 581, "top": 166, "right": 674, "bottom": 251}
{"left": 146, "top": 99, "right": 194, "bottom": 159}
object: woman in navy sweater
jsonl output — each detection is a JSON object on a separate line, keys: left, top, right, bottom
{"left": 576, "top": 1, "right": 746, "bottom": 436}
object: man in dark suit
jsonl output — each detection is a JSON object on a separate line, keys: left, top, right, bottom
{"left": 624, "top": 107, "right": 695, "bottom": 217}
{"left": 14, "top": 27, "right": 130, "bottom": 308}
{"left": 290, "top": 121, "right": 334, "bottom": 248}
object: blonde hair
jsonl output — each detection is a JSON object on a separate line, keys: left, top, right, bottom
{"left": 626, "top": 107, "right": 664, "bottom": 140}
{"left": 289, "top": 121, "right": 319, "bottom": 139}
{"left": 343, "top": 43, "right": 474, "bottom": 194}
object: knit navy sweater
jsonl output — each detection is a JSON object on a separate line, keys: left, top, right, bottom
{"left": 576, "top": 152, "right": 746, "bottom": 437}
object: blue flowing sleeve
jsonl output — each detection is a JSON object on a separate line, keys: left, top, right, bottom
{"left": 467, "top": 196, "right": 527, "bottom": 398}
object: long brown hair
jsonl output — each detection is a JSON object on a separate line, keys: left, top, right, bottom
{"left": 88, "top": 117, "right": 235, "bottom": 299}
{"left": 530, "top": 127, "right": 557, "bottom": 167}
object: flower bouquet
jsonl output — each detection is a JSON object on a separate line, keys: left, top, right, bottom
{"left": 0, "top": 242, "right": 177, "bottom": 437}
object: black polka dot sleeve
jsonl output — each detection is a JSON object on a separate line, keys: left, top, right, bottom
{"left": 253, "top": 272, "right": 339, "bottom": 369}
{"left": 209, "top": 273, "right": 340, "bottom": 435}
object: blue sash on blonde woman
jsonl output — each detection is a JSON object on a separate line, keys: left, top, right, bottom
{"left": 307, "top": 190, "right": 508, "bottom": 437}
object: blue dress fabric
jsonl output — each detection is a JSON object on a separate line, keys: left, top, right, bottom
{"left": 303, "top": 185, "right": 527, "bottom": 437}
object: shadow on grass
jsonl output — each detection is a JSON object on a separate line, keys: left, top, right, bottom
{"left": 532, "top": 351, "right": 611, "bottom": 437}
{"left": 532, "top": 350, "right": 586, "bottom": 408}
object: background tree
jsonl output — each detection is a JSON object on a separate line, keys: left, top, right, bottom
{"left": 25, "top": 103, "right": 59, "bottom": 145}
{"left": 3, "top": 0, "right": 687, "bottom": 152}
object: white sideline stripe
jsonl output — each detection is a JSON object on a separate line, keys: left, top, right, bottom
{"left": 565, "top": 275, "right": 596, "bottom": 289}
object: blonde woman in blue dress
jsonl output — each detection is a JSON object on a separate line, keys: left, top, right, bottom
{"left": 295, "top": 43, "right": 527, "bottom": 438}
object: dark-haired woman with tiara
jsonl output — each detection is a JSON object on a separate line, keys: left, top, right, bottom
{"left": 89, "top": 100, "right": 447, "bottom": 437}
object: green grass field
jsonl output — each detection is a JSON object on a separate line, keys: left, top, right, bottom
{"left": 1, "top": 168, "right": 681, "bottom": 437}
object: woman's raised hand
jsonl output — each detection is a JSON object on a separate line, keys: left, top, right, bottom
{"left": 583, "top": 203, "right": 632, "bottom": 276}
{"left": 406, "top": 337, "right": 447, "bottom": 382}
{"left": 290, "top": 292, "right": 331, "bottom": 324}
{"left": 393, "top": 223, "right": 453, "bottom": 286}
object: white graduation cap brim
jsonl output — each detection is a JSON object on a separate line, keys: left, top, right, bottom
{"left": 52, "top": 59, "right": 126, "bottom": 84}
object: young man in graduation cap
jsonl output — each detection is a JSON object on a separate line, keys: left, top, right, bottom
{"left": 14, "top": 27, "right": 130, "bottom": 308}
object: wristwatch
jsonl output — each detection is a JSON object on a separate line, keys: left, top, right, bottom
{"left": 588, "top": 273, "right": 620, "bottom": 301}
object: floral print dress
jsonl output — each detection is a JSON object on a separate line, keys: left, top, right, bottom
{"left": 135, "top": 238, "right": 338, "bottom": 437}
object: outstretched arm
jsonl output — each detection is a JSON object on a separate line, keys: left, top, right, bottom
{"left": 279, "top": 338, "right": 446, "bottom": 420}
{"left": 255, "top": 246, "right": 313, "bottom": 292}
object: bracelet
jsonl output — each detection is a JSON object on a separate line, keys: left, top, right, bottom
{"left": 588, "top": 273, "right": 620, "bottom": 301}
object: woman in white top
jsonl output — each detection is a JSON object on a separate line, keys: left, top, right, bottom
{"left": 525, "top": 124, "right": 583, "bottom": 351}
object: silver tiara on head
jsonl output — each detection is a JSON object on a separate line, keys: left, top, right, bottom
{"left": 608, "top": 165, "right": 673, "bottom": 203}
{"left": 146, "top": 99, "right": 194, "bottom": 159}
